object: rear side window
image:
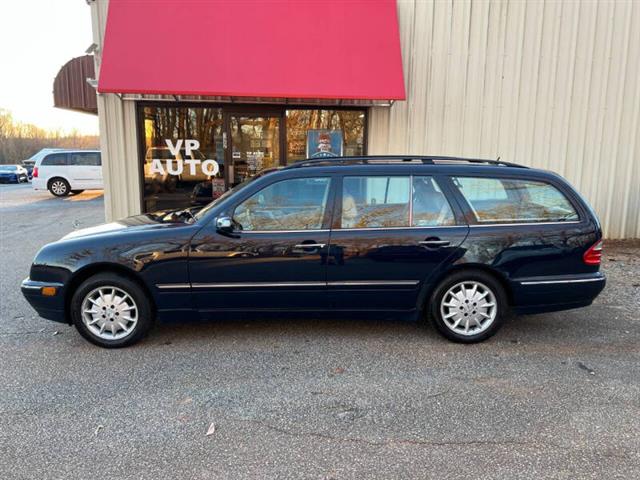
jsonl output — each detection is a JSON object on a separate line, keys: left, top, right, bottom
{"left": 69, "top": 152, "right": 101, "bottom": 166}
{"left": 453, "top": 176, "right": 579, "bottom": 223}
{"left": 41, "top": 153, "right": 68, "bottom": 166}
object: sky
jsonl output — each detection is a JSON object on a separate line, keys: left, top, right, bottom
{"left": 0, "top": 0, "right": 99, "bottom": 135}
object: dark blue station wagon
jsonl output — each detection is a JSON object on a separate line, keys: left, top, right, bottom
{"left": 21, "top": 156, "right": 606, "bottom": 347}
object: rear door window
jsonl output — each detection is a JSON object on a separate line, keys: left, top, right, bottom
{"left": 342, "top": 176, "right": 410, "bottom": 228}
{"left": 412, "top": 176, "right": 456, "bottom": 226}
{"left": 452, "top": 176, "right": 578, "bottom": 223}
{"left": 41, "top": 153, "right": 68, "bottom": 166}
{"left": 69, "top": 152, "right": 101, "bottom": 166}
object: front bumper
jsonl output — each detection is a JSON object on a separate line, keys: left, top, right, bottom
{"left": 21, "top": 278, "right": 68, "bottom": 323}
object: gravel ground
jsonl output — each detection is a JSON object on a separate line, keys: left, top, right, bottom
{"left": 1, "top": 183, "right": 639, "bottom": 479}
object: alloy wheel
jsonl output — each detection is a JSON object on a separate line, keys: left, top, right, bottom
{"left": 81, "top": 286, "right": 138, "bottom": 340}
{"left": 440, "top": 281, "right": 497, "bottom": 336}
{"left": 51, "top": 181, "right": 67, "bottom": 195}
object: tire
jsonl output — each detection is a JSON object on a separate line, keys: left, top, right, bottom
{"left": 427, "top": 270, "right": 507, "bottom": 343}
{"left": 71, "top": 190, "right": 85, "bottom": 195}
{"left": 49, "top": 178, "right": 70, "bottom": 197}
{"left": 70, "top": 272, "right": 154, "bottom": 348}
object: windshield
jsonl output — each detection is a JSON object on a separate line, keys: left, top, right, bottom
{"left": 0, "top": 165, "right": 17, "bottom": 171}
{"left": 194, "top": 170, "right": 276, "bottom": 221}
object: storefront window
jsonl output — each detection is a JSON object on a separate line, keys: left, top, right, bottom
{"left": 141, "top": 106, "right": 224, "bottom": 212}
{"left": 286, "top": 109, "right": 366, "bottom": 163}
{"left": 139, "top": 105, "right": 367, "bottom": 213}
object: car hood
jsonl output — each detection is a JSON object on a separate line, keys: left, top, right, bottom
{"left": 61, "top": 209, "right": 200, "bottom": 241}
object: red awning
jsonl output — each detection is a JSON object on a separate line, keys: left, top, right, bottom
{"left": 97, "top": 0, "right": 405, "bottom": 102}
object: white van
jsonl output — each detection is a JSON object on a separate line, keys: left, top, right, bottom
{"left": 32, "top": 150, "right": 103, "bottom": 197}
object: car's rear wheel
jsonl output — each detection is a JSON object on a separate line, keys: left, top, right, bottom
{"left": 49, "top": 178, "right": 70, "bottom": 197}
{"left": 70, "top": 273, "right": 153, "bottom": 348}
{"left": 427, "top": 270, "right": 506, "bottom": 343}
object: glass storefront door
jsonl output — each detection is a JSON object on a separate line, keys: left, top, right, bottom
{"left": 227, "top": 115, "right": 281, "bottom": 187}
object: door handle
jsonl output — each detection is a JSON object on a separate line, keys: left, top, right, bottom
{"left": 419, "top": 240, "right": 450, "bottom": 247}
{"left": 294, "top": 243, "right": 326, "bottom": 249}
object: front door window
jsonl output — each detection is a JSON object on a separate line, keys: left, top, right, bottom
{"left": 233, "top": 177, "right": 331, "bottom": 231}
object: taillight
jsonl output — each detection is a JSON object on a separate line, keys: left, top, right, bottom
{"left": 32, "top": 167, "right": 38, "bottom": 178}
{"left": 583, "top": 240, "right": 603, "bottom": 265}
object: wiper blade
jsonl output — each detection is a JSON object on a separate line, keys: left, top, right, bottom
{"left": 173, "top": 208, "right": 197, "bottom": 223}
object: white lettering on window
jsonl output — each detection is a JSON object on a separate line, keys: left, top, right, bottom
{"left": 166, "top": 159, "right": 182, "bottom": 175}
{"left": 150, "top": 159, "right": 165, "bottom": 175}
{"left": 184, "top": 158, "right": 199, "bottom": 176}
{"left": 184, "top": 139, "right": 199, "bottom": 155}
{"left": 201, "top": 159, "right": 220, "bottom": 176}
{"left": 152, "top": 139, "right": 220, "bottom": 178}
{"left": 165, "top": 139, "right": 183, "bottom": 157}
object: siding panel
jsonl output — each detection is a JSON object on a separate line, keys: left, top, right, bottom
{"left": 373, "top": 0, "right": 639, "bottom": 238}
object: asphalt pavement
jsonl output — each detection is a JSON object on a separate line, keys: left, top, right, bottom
{"left": 0, "top": 182, "right": 639, "bottom": 479}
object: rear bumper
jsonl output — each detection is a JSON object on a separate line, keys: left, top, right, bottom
{"left": 31, "top": 178, "right": 46, "bottom": 190}
{"left": 511, "top": 272, "right": 606, "bottom": 314}
{"left": 21, "top": 278, "right": 68, "bottom": 323}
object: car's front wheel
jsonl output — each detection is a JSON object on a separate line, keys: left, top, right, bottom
{"left": 428, "top": 270, "right": 506, "bottom": 343}
{"left": 49, "top": 178, "right": 70, "bottom": 197}
{"left": 70, "top": 273, "right": 153, "bottom": 348}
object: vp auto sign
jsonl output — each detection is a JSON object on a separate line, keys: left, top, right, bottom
{"left": 149, "top": 139, "right": 220, "bottom": 176}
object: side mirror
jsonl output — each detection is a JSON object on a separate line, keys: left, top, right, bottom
{"left": 216, "top": 216, "right": 234, "bottom": 232}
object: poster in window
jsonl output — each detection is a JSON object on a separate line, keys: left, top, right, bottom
{"left": 211, "top": 178, "right": 226, "bottom": 199}
{"left": 306, "top": 130, "right": 343, "bottom": 158}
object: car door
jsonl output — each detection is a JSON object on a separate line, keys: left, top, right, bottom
{"left": 188, "top": 175, "right": 335, "bottom": 314}
{"left": 68, "top": 152, "right": 101, "bottom": 189}
{"left": 67, "top": 152, "right": 86, "bottom": 188}
{"left": 326, "top": 174, "right": 469, "bottom": 311}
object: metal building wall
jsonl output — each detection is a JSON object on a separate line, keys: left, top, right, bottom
{"left": 370, "top": 0, "right": 640, "bottom": 239}
{"left": 90, "top": 0, "right": 141, "bottom": 222}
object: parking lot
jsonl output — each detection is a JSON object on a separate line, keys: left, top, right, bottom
{"left": 1, "top": 182, "right": 639, "bottom": 479}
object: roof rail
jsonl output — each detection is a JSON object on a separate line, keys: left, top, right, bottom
{"left": 286, "top": 155, "right": 526, "bottom": 169}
